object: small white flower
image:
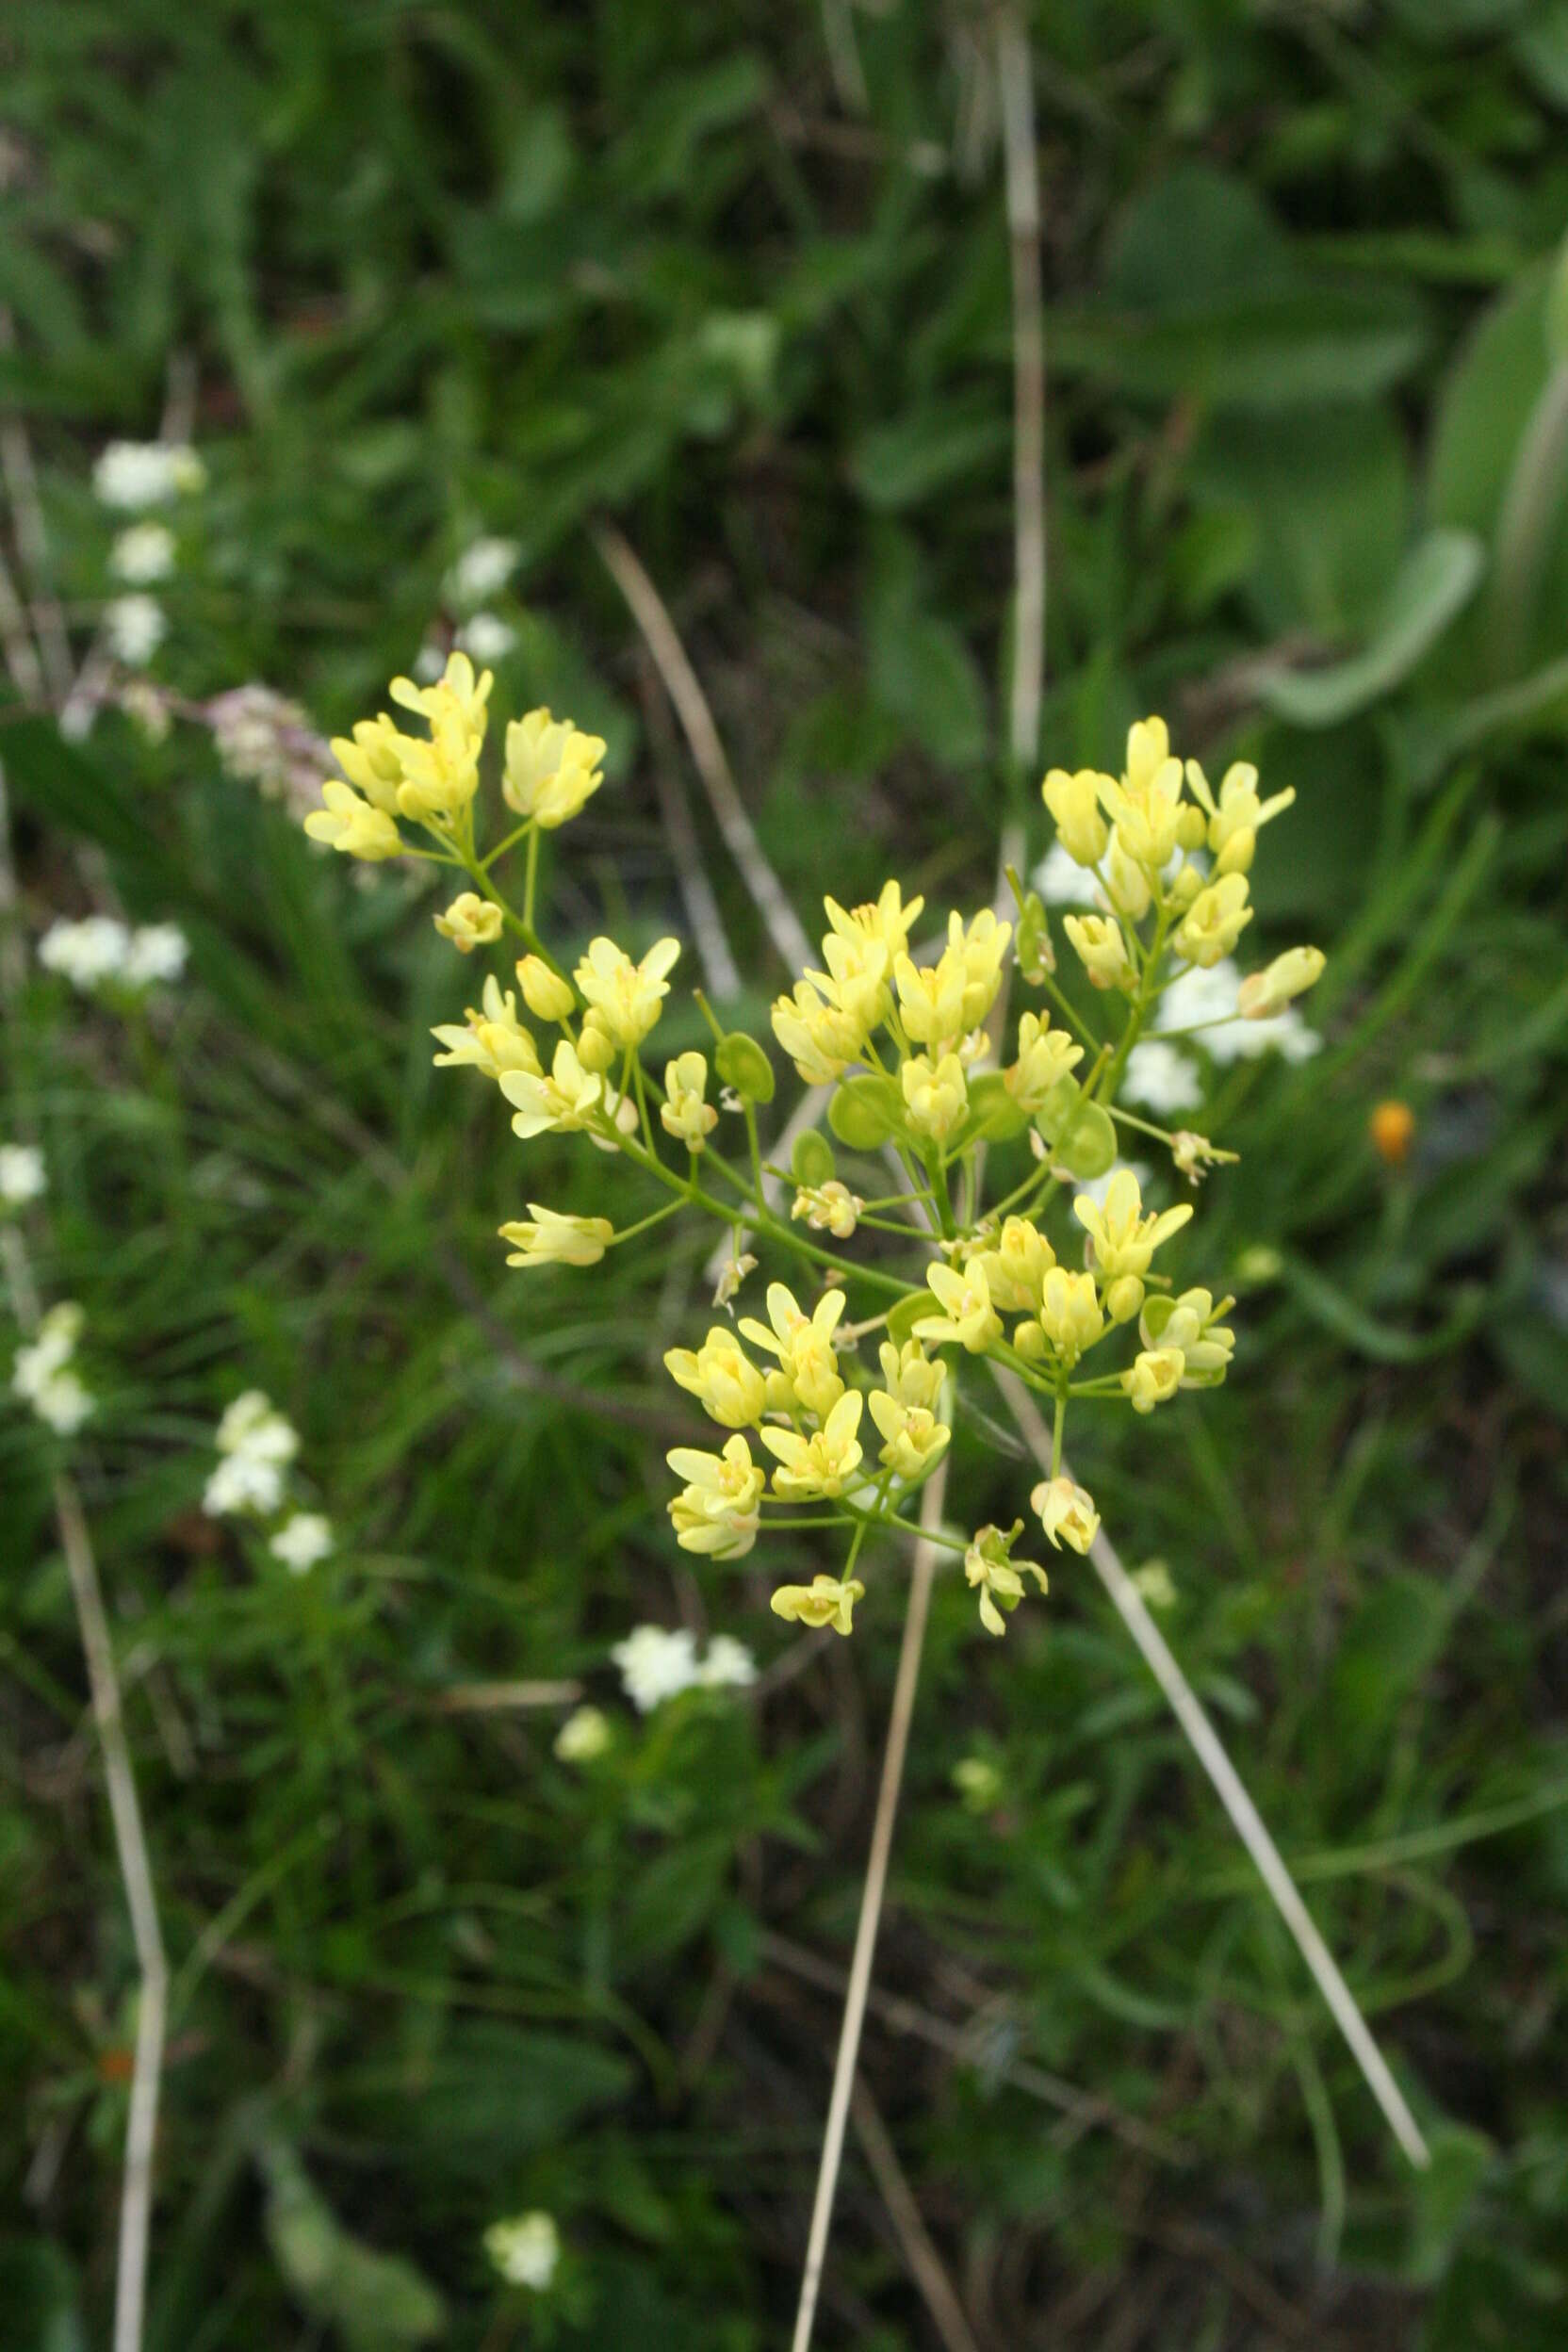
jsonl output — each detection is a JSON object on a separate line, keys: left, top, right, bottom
{"left": 699, "top": 1634, "right": 758, "bottom": 1690}
{"left": 1031, "top": 841, "right": 1091, "bottom": 907}
{"left": 0, "top": 1144, "right": 46, "bottom": 1206}
{"left": 109, "top": 522, "right": 176, "bottom": 583}
{"left": 204, "top": 1452, "right": 286, "bottom": 1517}
{"left": 106, "top": 594, "right": 167, "bottom": 667}
{"left": 38, "top": 915, "right": 133, "bottom": 990}
{"left": 484, "top": 2211, "right": 559, "bottom": 2290}
{"left": 122, "top": 924, "right": 188, "bottom": 988}
{"left": 445, "top": 536, "right": 518, "bottom": 609}
{"left": 1123, "top": 1039, "right": 1202, "bottom": 1116}
{"left": 93, "top": 440, "right": 204, "bottom": 510}
{"left": 215, "top": 1391, "right": 299, "bottom": 1463}
{"left": 611, "top": 1624, "right": 702, "bottom": 1712}
{"left": 454, "top": 611, "right": 516, "bottom": 662}
{"left": 11, "top": 1305, "right": 92, "bottom": 1433}
{"left": 270, "top": 1512, "right": 334, "bottom": 1572}
{"left": 33, "top": 1372, "right": 94, "bottom": 1434}
{"left": 1158, "top": 956, "right": 1320, "bottom": 1068}
{"left": 554, "top": 1705, "right": 612, "bottom": 1762}
{"left": 411, "top": 641, "right": 447, "bottom": 683}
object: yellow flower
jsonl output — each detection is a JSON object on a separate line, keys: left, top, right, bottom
{"left": 1098, "top": 715, "right": 1184, "bottom": 871}
{"left": 661, "top": 1052, "right": 718, "bottom": 1150}
{"left": 434, "top": 891, "right": 504, "bottom": 952}
{"left": 499, "top": 1037, "right": 603, "bottom": 1137}
{"left": 666, "top": 1434, "right": 765, "bottom": 1558}
{"left": 948, "top": 907, "right": 1012, "bottom": 1028}
{"left": 390, "top": 649, "right": 492, "bottom": 743}
{"left": 1173, "top": 874, "right": 1252, "bottom": 968}
{"left": 1184, "top": 758, "right": 1295, "bottom": 875}
{"left": 502, "top": 709, "right": 607, "bottom": 829}
{"left": 893, "top": 947, "right": 968, "bottom": 1052}
{"left": 1122, "top": 1346, "right": 1185, "bottom": 1413}
{"left": 770, "top": 1572, "right": 865, "bottom": 1635}
{"left": 303, "top": 779, "right": 403, "bottom": 860}
{"left": 1140, "top": 1288, "right": 1235, "bottom": 1382}
{"left": 964, "top": 1520, "right": 1048, "bottom": 1637}
{"left": 330, "top": 715, "right": 408, "bottom": 813}
{"left": 1237, "top": 946, "right": 1325, "bottom": 1021}
{"left": 771, "top": 976, "right": 864, "bottom": 1084}
{"left": 1104, "top": 827, "right": 1152, "bottom": 920}
{"left": 813, "top": 928, "right": 891, "bottom": 1034}
{"left": 432, "top": 975, "right": 542, "bottom": 1081}
{"left": 740, "top": 1283, "right": 846, "bottom": 1418}
{"left": 760, "top": 1390, "right": 864, "bottom": 1497}
{"left": 1041, "top": 766, "right": 1111, "bottom": 867}
{"left": 515, "top": 955, "right": 576, "bottom": 1022}
{"left": 913, "top": 1259, "right": 1002, "bottom": 1353}
{"left": 823, "top": 880, "right": 924, "bottom": 960}
{"left": 972, "top": 1216, "right": 1054, "bottom": 1314}
{"left": 1063, "top": 913, "right": 1132, "bottom": 991}
{"left": 1037, "top": 1266, "right": 1104, "bottom": 1364}
{"left": 1031, "top": 1475, "right": 1100, "bottom": 1553}
{"left": 388, "top": 711, "right": 482, "bottom": 825}
{"left": 664, "top": 1327, "right": 767, "bottom": 1429}
{"left": 1072, "top": 1168, "right": 1192, "bottom": 1280}
{"left": 901, "top": 1052, "right": 968, "bottom": 1141}
{"left": 498, "top": 1204, "right": 613, "bottom": 1268}
{"left": 791, "top": 1181, "right": 863, "bottom": 1239}
{"left": 868, "top": 1337, "right": 948, "bottom": 1478}
{"left": 574, "top": 935, "right": 680, "bottom": 1049}
{"left": 1004, "top": 1012, "right": 1082, "bottom": 1113}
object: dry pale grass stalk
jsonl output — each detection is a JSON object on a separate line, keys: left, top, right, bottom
{"left": 851, "top": 2078, "right": 983, "bottom": 2352}
{"left": 593, "top": 520, "right": 815, "bottom": 976}
{"left": 0, "top": 762, "right": 170, "bottom": 2349}
{"left": 997, "top": 2, "right": 1047, "bottom": 773}
{"left": 991, "top": 1364, "right": 1430, "bottom": 2171}
{"left": 789, "top": 1462, "right": 948, "bottom": 2352}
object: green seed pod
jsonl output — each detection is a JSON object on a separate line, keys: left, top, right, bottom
{"left": 1054, "top": 1100, "right": 1117, "bottom": 1181}
{"left": 714, "top": 1030, "right": 776, "bottom": 1104}
{"left": 828, "top": 1074, "right": 901, "bottom": 1150}
{"left": 791, "top": 1129, "right": 837, "bottom": 1189}
{"left": 1015, "top": 890, "right": 1054, "bottom": 983}
{"left": 1033, "top": 1073, "right": 1082, "bottom": 1146}
{"left": 965, "top": 1071, "right": 1030, "bottom": 1143}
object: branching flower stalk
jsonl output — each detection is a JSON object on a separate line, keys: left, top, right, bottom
{"left": 303, "top": 665, "right": 1326, "bottom": 1654}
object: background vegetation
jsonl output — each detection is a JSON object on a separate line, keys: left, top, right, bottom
{"left": 4, "top": 2, "right": 1568, "bottom": 2344}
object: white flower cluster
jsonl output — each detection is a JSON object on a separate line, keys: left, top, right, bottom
{"left": 11, "top": 1302, "right": 92, "bottom": 1434}
{"left": 38, "top": 917, "right": 188, "bottom": 994}
{"left": 0, "top": 1143, "right": 46, "bottom": 1208}
{"left": 454, "top": 612, "right": 517, "bottom": 662}
{"left": 202, "top": 1391, "right": 335, "bottom": 1571}
{"left": 93, "top": 441, "right": 205, "bottom": 510}
{"left": 110, "top": 521, "right": 176, "bottom": 584}
{"left": 484, "top": 2211, "right": 559, "bottom": 2290}
{"left": 106, "top": 594, "right": 168, "bottom": 668}
{"left": 208, "top": 684, "right": 321, "bottom": 813}
{"left": 444, "top": 536, "right": 517, "bottom": 609}
{"left": 610, "top": 1624, "right": 757, "bottom": 1712}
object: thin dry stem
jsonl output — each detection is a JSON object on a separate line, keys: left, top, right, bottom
{"left": 593, "top": 520, "right": 815, "bottom": 976}
{"left": 996, "top": 4, "right": 1047, "bottom": 771}
{"left": 0, "top": 311, "right": 74, "bottom": 702}
{"left": 851, "top": 2078, "right": 982, "bottom": 2352}
{"left": 789, "top": 1463, "right": 948, "bottom": 2352}
{"left": 991, "top": 1366, "right": 1430, "bottom": 2171}
{"left": 635, "top": 653, "right": 743, "bottom": 999}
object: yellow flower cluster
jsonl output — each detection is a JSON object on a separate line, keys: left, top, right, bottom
{"left": 306, "top": 668, "right": 1325, "bottom": 1655}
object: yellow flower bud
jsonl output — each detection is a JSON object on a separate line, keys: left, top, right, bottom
{"left": 661, "top": 1052, "right": 718, "bottom": 1151}
{"left": 516, "top": 955, "right": 576, "bottom": 1021}
{"left": 498, "top": 1204, "right": 613, "bottom": 1268}
{"left": 575, "top": 1013, "right": 617, "bottom": 1073}
{"left": 1041, "top": 767, "right": 1111, "bottom": 867}
{"left": 1104, "top": 1274, "right": 1144, "bottom": 1324}
{"left": 1063, "top": 914, "right": 1132, "bottom": 991}
{"left": 1237, "top": 947, "right": 1325, "bottom": 1021}
{"left": 303, "top": 779, "right": 403, "bottom": 860}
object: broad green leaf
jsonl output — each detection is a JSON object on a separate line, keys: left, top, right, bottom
{"left": 1257, "top": 530, "right": 1485, "bottom": 726}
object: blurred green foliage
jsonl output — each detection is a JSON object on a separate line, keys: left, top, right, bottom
{"left": 3, "top": 2, "right": 1568, "bottom": 2345}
